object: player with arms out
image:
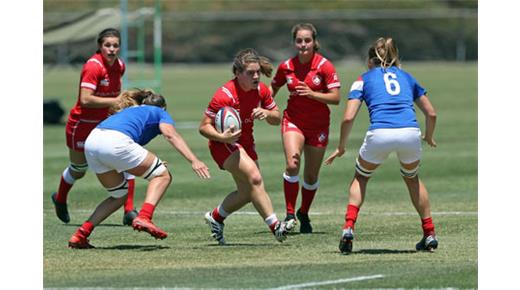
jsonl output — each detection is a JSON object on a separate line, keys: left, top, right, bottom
{"left": 51, "top": 28, "right": 138, "bottom": 225}
{"left": 199, "top": 48, "right": 289, "bottom": 245}
{"left": 68, "top": 90, "right": 210, "bottom": 248}
{"left": 325, "top": 37, "right": 438, "bottom": 254}
{"left": 270, "top": 23, "right": 341, "bottom": 233}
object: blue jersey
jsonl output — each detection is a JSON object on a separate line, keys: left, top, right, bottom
{"left": 97, "top": 105, "right": 175, "bottom": 145}
{"left": 348, "top": 66, "right": 426, "bottom": 130}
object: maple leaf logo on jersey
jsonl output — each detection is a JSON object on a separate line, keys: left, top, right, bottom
{"left": 287, "top": 76, "right": 293, "bottom": 85}
{"left": 318, "top": 132, "right": 327, "bottom": 143}
{"left": 100, "top": 79, "right": 110, "bottom": 86}
{"left": 312, "top": 75, "right": 322, "bottom": 85}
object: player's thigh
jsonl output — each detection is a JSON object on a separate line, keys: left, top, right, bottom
{"left": 302, "top": 144, "right": 326, "bottom": 179}
{"left": 224, "top": 147, "right": 261, "bottom": 184}
{"left": 126, "top": 151, "right": 160, "bottom": 177}
{"left": 282, "top": 131, "right": 305, "bottom": 166}
{"left": 96, "top": 170, "right": 126, "bottom": 189}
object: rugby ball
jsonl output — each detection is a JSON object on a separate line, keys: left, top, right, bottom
{"left": 214, "top": 106, "right": 241, "bottom": 133}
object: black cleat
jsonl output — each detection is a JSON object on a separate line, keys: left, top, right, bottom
{"left": 296, "top": 209, "right": 312, "bottom": 233}
{"left": 339, "top": 227, "right": 354, "bottom": 254}
{"left": 416, "top": 234, "right": 438, "bottom": 252}
{"left": 123, "top": 209, "right": 138, "bottom": 226}
{"left": 51, "top": 192, "right": 70, "bottom": 223}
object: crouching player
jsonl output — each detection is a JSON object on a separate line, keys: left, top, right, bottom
{"left": 68, "top": 90, "right": 210, "bottom": 248}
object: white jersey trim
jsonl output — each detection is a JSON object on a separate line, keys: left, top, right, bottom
{"left": 327, "top": 82, "right": 341, "bottom": 89}
{"left": 87, "top": 58, "right": 103, "bottom": 67}
{"left": 221, "top": 87, "right": 235, "bottom": 103}
{"left": 316, "top": 57, "right": 328, "bottom": 70}
{"left": 81, "top": 82, "right": 97, "bottom": 90}
{"left": 350, "top": 80, "right": 364, "bottom": 92}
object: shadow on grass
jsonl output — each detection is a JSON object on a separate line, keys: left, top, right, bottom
{"left": 96, "top": 244, "right": 170, "bottom": 251}
{"left": 353, "top": 249, "right": 417, "bottom": 255}
{"left": 199, "top": 242, "right": 285, "bottom": 248}
{"left": 63, "top": 223, "right": 127, "bottom": 227}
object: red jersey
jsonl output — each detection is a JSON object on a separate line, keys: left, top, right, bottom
{"left": 68, "top": 53, "right": 125, "bottom": 122}
{"left": 205, "top": 79, "right": 277, "bottom": 148}
{"left": 271, "top": 53, "right": 340, "bottom": 130}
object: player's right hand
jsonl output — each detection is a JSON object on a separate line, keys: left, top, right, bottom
{"left": 220, "top": 125, "right": 241, "bottom": 144}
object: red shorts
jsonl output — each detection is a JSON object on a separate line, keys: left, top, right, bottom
{"left": 209, "top": 141, "right": 258, "bottom": 170}
{"left": 65, "top": 118, "right": 100, "bottom": 152}
{"left": 281, "top": 116, "right": 329, "bottom": 147}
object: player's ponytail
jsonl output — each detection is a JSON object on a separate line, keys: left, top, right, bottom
{"left": 232, "top": 48, "right": 273, "bottom": 77}
{"left": 109, "top": 88, "right": 161, "bottom": 114}
{"left": 369, "top": 37, "right": 401, "bottom": 69}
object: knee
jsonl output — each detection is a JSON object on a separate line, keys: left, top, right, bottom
{"left": 286, "top": 157, "right": 300, "bottom": 174}
{"left": 248, "top": 172, "right": 263, "bottom": 187}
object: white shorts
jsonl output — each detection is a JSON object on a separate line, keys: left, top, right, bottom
{"left": 358, "top": 127, "right": 422, "bottom": 165}
{"left": 85, "top": 128, "right": 148, "bottom": 174}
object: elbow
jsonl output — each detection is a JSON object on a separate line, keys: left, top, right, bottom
{"left": 343, "top": 115, "right": 355, "bottom": 124}
{"left": 427, "top": 110, "right": 437, "bottom": 121}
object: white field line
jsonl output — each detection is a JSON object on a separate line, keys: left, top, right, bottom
{"left": 269, "top": 274, "right": 385, "bottom": 290}
{"left": 44, "top": 209, "right": 477, "bottom": 216}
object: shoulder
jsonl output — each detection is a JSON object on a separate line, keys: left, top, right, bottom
{"left": 315, "top": 53, "right": 335, "bottom": 71}
{"left": 83, "top": 54, "right": 104, "bottom": 72}
{"left": 278, "top": 57, "right": 296, "bottom": 71}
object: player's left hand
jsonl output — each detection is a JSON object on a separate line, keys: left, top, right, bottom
{"left": 192, "top": 159, "right": 211, "bottom": 179}
{"left": 252, "top": 107, "right": 267, "bottom": 120}
{"left": 324, "top": 147, "right": 346, "bottom": 165}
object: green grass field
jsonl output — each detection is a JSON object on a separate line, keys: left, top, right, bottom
{"left": 43, "top": 62, "right": 477, "bottom": 288}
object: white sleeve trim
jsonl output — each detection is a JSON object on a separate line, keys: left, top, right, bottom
{"left": 327, "top": 82, "right": 341, "bottom": 89}
{"left": 350, "top": 80, "right": 364, "bottom": 92}
{"left": 80, "top": 82, "right": 96, "bottom": 90}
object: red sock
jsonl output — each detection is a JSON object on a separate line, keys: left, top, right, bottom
{"left": 139, "top": 202, "right": 155, "bottom": 220}
{"left": 55, "top": 176, "right": 73, "bottom": 204}
{"left": 421, "top": 217, "right": 435, "bottom": 236}
{"left": 124, "top": 178, "right": 135, "bottom": 213}
{"left": 211, "top": 207, "right": 225, "bottom": 223}
{"left": 343, "top": 204, "right": 360, "bottom": 230}
{"left": 77, "top": 221, "right": 94, "bottom": 238}
{"left": 299, "top": 187, "right": 317, "bottom": 214}
{"left": 284, "top": 179, "right": 299, "bottom": 215}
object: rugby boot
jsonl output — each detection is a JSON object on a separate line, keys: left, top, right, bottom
{"left": 204, "top": 211, "right": 225, "bottom": 245}
{"left": 339, "top": 227, "right": 354, "bottom": 254}
{"left": 132, "top": 216, "right": 168, "bottom": 240}
{"left": 284, "top": 213, "right": 297, "bottom": 232}
{"left": 296, "top": 209, "right": 312, "bottom": 233}
{"left": 273, "top": 220, "right": 289, "bottom": 243}
{"left": 51, "top": 192, "right": 70, "bottom": 223}
{"left": 123, "top": 209, "right": 138, "bottom": 226}
{"left": 416, "top": 234, "right": 438, "bottom": 252}
{"left": 68, "top": 231, "right": 94, "bottom": 249}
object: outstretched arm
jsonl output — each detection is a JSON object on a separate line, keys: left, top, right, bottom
{"left": 324, "top": 99, "right": 362, "bottom": 165}
{"left": 415, "top": 95, "right": 437, "bottom": 147}
{"left": 160, "top": 123, "right": 210, "bottom": 179}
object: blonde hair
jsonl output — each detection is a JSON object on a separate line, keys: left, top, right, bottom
{"left": 109, "top": 88, "right": 158, "bottom": 114}
{"left": 232, "top": 48, "right": 273, "bottom": 78}
{"left": 368, "top": 37, "right": 400, "bottom": 69}
{"left": 291, "top": 23, "right": 320, "bottom": 51}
